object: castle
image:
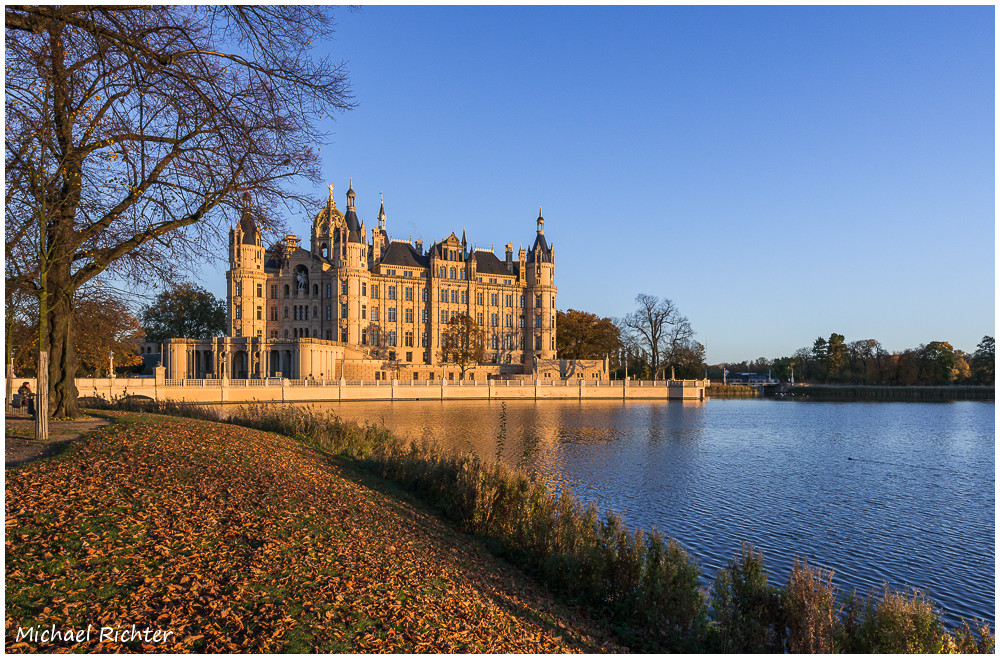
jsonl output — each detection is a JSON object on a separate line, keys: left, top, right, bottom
{"left": 161, "top": 181, "right": 599, "bottom": 382}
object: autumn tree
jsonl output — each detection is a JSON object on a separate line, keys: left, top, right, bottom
{"left": 141, "top": 283, "right": 226, "bottom": 342}
{"left": 5, "top": 6, "right": 353, "bottom": 417}
{"left": 556, "top": 309, "right": 621, "bottom": 361}
{"left": 618, "top": 294, "right": 695, "bottom": 380}
{"left": 6, "top": 287, "right": 143, "bottom": 377}
{"left": 440, "top": 313, "right": 485, "bottom": 378}
{"left": 971, "top": 335, "right": 994, "bottom": 385}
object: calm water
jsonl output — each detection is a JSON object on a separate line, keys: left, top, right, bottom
{"left": 307, "top": 398, "right": 994, "bottom": 627}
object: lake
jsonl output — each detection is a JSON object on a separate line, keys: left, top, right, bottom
{"left": 305, "top": 398, "right": 994, "bottom": 627}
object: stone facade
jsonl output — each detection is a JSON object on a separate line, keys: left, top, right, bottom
{"left": 164, "top": 180, "right": 583, "bottom": 382}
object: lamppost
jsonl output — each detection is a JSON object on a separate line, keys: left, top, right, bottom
{"left": 109, "top": 351, "right": 115, "bottom": 379}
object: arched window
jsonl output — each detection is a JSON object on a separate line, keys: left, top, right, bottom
{"left": 449, "top": 267, "right": 456, "bottom": 279}
{"left": 321, "top": 243, "right": 328, "bottom": 258}
{"left": 284, "top": 284, "right": 290, "bottom": 297}
{"left": 313, "top": 284, "right": 319, "bottom": 296}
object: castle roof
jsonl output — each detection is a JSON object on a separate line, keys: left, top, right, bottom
{"left": 378, "top": 241, "right": 429, "bottom": 269}
{"left": 527, "top": 232, "right": 552, "bottom": 263}
{"left": 473, "top": 249, "right": 516, "bottom": 276}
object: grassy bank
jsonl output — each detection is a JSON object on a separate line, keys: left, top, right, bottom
{"left": 787, "top": 385, "right": 994, "bottom": 401}
{"left": 5, "top": 412, "right": 623, "bottom": 653}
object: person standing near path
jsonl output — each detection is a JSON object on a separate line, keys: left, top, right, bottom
{"left": 17, "top": 382, "right": 35, "bottom": 418}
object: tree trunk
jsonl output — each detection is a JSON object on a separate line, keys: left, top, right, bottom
{"left": 47, "top": 280, "right": 79, "bottom": 418}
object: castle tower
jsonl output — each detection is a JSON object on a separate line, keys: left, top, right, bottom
{"left": 336, "top": 179, "right": 370, "bottom": 345}
{"left": 227, "top": 192, "right": 267, "bottom": 340}
{"left": 312, "top": 183, "right": 343, "bottom": 260}
{"left": 370, "top": 193, "right": 389, "bottom": 267}
{"left": 525, "top": 208, "right": 556, "bottom": 366}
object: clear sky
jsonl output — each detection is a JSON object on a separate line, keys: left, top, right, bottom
{"left": 198, "top": 5, "right": 995, "bottom": 363}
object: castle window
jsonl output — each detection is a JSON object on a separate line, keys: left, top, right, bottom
{"left": 388, "top": 331, "right": 397, "bottom": 347}
{"left": 387, "top": 308, "right": 396, "bottom": 323}
{"left": 460, "top": 270, "right": 466, "bottom": 280}
{"left": 536, "top": 294, "right": 542, "bottom": 307}
{"left": 362, "top": 305, "right": 367, "bottom": 320}
{"left": 440, "top": 290, "right": 448, "bottom": 303}
{"left": 325, "top": 330, "right": 331, "bottom": 340}
{"left": 271, "top": 285, "right": 277, "bottom": 299}
{"left": 285, "top": 284, "right": 290, "bottom": 297}
{"left": 505, "top": 295, "right": 512, "bottom": 307}
{"left": 438, "top": 267, "right": 446, "bottom": 278}
{"left": 551, "top": 295, "right": 556, "bottom": 307}
{"left": 450, "top": 290, "right": 458, "bottom": 304}
{"left": 404, "top": 331, "right": 413, "bottom": 347}
{"left": 370, "top": 329, "right": 378, "bottom": 346}
{"left": 535, "top": 314, "right": 542, "bottom": 328}
{"left": 491, "top": 313, "right": 498, "bottom": 328}
{"left": 491, "top": 293, "right": 498, "bottom": 306}
{"left": 313, "top": 284, "right": 319, "bottom": 296}
{"left": 476, "top": 292, "right": 483, "bottom": 305}
{"left": 362, "top": 282, "right": 367, "bottom": 296}
{"left": 361, "top": 331, "right": 367, "bottom": 345}
{"left": 341, "top": 280, "right": 348, "bottom": 295}
{"left": 422, "top": 288, "right": 428, "bottom": 302}
{"left": 421, "top": 332, "right": 427, "bottom": 348}
{"left": 256, "top": 306, "right": 262, "bottom": 320}
{"left": 405, "top": 309, "right": 413, "bottom": 323}
{"left": 271, "top": 330, "right": 277, "bottom": 338}
{"left": 451, "top": 310, "right": 457, "bottom": 320}
{"left": 490, "top": 335, "right": 499, "bottom": 350}
{"left": 449, "top": 267, "right": 456, "bottom": 279}
{"left": 440, "top": 310, "right": 448, "bottom": 323}
{"left": 519, "top": 316, "right": 524, "bottom": 328}
{"left": 421, "top": 309, "right": 428, "bottom": 323}
{"left": 284, "top": 330, "right": 288, "bottom": 338}
{"left": 536, "top": 335, "right": 542, "bottom": 350}
{"left": 520, "top": 295, "right": 524, "bottom": 308}
{"left": 341, "top": 328, "right": 348, "bottom": 342}
{"left": 388, "top": 286, "right": 396, "bottom": 300}
{"left": 476, "top": 312, "right": 483, "bottom": 325}
{"left": 371, "top": 307, "right": 378, "bottom": 322}
{"left": 284, "top": 307, "right": 289, "bottom": 319}
{"left": 293, "top": 307, "right": 298, "bottom": 321}
{"left": 271, "top": 307, "right": 278, "bottom": 321}
{"left": 461, "top": 291, "right": 468, "bottom": 304}
{"left": 326, "top": 306, "right": 331, "bottom": 320}
{"left": 371, "top": 285, "right": 378, "bottom": 299}
{"left": 505, "top": 314, "right": 512, "bottom": 328}
{"left": 341, "top": 303, "right": 347, "bottom": 318}
{"left": 257, "top": 283, "right": 263, "bottom": 297}
{"left": 305, "top": 306, "right": 310, "bottom": 320}
{"left": 326, "top": 283, "right": 332, "bottom": 298}
{"left": 405, "top": 287, "right": 412, "bottom": 301}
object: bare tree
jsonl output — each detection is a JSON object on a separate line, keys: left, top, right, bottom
{"left": 440, "top": 313, "right": 485, "bottom": 379}
{"left": 618, "top": 294, "right": 694, "bottom": 380}
{"left": 5, "top": 6, "right": 354, "bottom": 416}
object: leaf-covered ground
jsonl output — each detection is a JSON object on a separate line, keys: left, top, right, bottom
{"left": 5, "top": 413, "right": 625, "bottom": 653}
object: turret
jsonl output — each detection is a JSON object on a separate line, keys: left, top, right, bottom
{"left": 227, "top": 192, "right": 267, "bottom": 341}
{"left": 525, "top": 208, "right": 556, "bottom": 363}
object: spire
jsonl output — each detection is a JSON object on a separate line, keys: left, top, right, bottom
{"left": 377, "top": 191, "right": 386, "bottom": 228}
{"left": 346, "top": 178, "right": 355, "bottom": 211}
{"left": 537, "top": 207, "right": 545, "bottom": 234}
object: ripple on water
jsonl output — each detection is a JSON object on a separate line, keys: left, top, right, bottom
{"left": 312, "top": 399, "right": 994, "bottom": 628}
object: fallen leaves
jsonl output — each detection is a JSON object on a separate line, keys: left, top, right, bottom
{"left": 5, "top": 412, "right": 623, "bottom": 653}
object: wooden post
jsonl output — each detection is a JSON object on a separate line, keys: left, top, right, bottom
{"left": 5, "top": 360, "right": 13, "bottom": 415}
{"left": 36, "top": 351, "right": 49, "bottom": 440}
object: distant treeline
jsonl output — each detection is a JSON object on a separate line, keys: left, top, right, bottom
{"left": 710, "top": 335, "right": 994, "bottom": 387}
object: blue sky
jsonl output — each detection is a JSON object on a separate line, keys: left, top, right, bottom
{"left": 200, "top": 5, "right": 994, "bottom": 363}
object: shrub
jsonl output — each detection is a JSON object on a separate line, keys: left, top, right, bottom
{"left": 709, "top": 542, "right": 783, "bottom": 652}
{"left": 783, "top": 558, "right": 839, "bottom": 653}
{"left": 838, "top": 585, "right": 945, "bottom": 653}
